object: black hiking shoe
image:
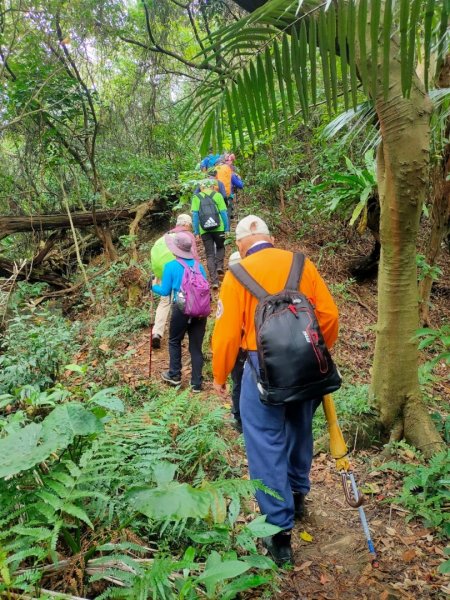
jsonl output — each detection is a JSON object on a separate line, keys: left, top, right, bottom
{"left": 161, "top": 371, "right": 181, "bottom": 386}
{"left": 233, "top": 419, "right": 243, "bottom": 434}
{"left": 262, "top": 531, "right": 293, "bottom": 567}
{"left": 152, "top": 334, "right": 161, "bottom": 349}
{"left": 293, "top": 492, "right": 306, "bottom": 520}
{"left": 190, "top": 384, "right": 203, "bottom": 393}
{"left": 217, "top": 268, "right": 225, "bottom": 277}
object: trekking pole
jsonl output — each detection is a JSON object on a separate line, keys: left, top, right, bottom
{"left": 148, "top": 272, "right": 155, "bottom": 378}
{"left": 323, "top": 394, "right": 379, "bottom": 568}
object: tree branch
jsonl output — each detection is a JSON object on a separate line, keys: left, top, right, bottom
{"left": 53, "top": 12, "right": 101, "bottom": 190}
{"left": 141, "top": 1, "right": 226, "bottom": 75}
{"left": 187, "top": 3, "right": 206, "bottom": 56}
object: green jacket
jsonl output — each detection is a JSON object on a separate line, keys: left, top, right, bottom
{"left": 191, "top": 189, "right": 229, "bottom": 235}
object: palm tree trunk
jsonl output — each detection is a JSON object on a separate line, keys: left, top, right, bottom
{"left": 231, "top": 0, "right": 444, "bottom": 456}
{"left": 367, "top": 34, "right": 443, "bottom": 456}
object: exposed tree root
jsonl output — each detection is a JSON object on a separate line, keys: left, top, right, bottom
{"left": 403, "top": 396, "right": 445, "bottom": 458}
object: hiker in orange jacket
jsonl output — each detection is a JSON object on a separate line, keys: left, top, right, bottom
{"left": 211, "top": 215, "right": 339, "bottom": 566}
{"left": 215, "top": 155, "right": 243, "bottom": 219}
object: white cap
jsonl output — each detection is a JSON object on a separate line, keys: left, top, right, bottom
{"left": 228, "top": 251, "right": 242, "bottom": 267}
{"left": 176, "top": 213, "right": 192, "bottom": 227}
{"left": 235, "top": 215, "right": 270, "bottom": 241}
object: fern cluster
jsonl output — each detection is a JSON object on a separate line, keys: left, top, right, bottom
{"left": 381, "top": 449, "right": 450, "bottom": 537}
{"left": 93, "top": 307, "right": 150, "bottom": 347}
{"left": 0, "top": 309, "right": 80, "bottom": 393}
{"left": 0, "top": 387, "right": 276, "bottom": 598}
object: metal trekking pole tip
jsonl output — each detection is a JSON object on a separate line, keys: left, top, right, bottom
{"left": 347, "top": 474, "right": 379, "bottom": 567}
{"left": 368, "top": 543, "right": 379, "bottom": 568}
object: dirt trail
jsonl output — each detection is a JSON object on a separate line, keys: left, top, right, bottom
{"left": 114, "top": 326, "right": 448, "bottom": 600}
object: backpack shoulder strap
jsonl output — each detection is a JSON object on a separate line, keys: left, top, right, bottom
{"left": 230, "top": 264, "right": 268, "bottom": 300}
{"left": 176, "top": 258, "right": 189, "bottom": 269}
{"left": 285, "top": 252, "right": 306, "bottom": 290}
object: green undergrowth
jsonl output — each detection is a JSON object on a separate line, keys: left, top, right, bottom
{"left": 312, "top": 383, "right": 371, "bottom": 439}
{"left": 0, "top": 380, "right": 279, "bottom": 598}
{"left": 0, "top": 309, "right": 80, "bottom": 394}
{"left": 93, "top": 306, "right": 150, "bottom": 347}
{"left": 2, "top": 279, "right": 279, "bottom": 598}
{"left": 379, "top": 443, "right": 450, "bottom": 554}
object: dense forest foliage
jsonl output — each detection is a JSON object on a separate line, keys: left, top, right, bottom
{"left": 0, "top": 0, "right": 449, "bottom": 598}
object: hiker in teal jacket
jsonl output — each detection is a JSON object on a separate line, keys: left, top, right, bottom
{"left": 191, "top": 188, "right": 229, "bottom": 289}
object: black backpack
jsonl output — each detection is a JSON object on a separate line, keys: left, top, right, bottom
{"left": 230, "top": 252, "right": 341, "bottom": 405}
{"left": 197, "top": 192, "right": 221, "bottom": 231}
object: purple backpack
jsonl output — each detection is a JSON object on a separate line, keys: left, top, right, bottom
{"left": 176, "top": 259, "right": 211, "bottom": 318}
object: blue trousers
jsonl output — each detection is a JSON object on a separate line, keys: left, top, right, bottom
{"left": 240, "top": 352, "right": 321, "bottom": 531}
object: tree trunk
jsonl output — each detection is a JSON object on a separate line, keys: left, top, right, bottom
{"left": 419, "top": 55, "right": 450, "bottom": 326}
{"left": 128, "top": 201, "right": 155, "bottom": 262}
{"left": 95, "top": 224, "right": 118, "bottom": 263}
{"left": 368, "top": 33, "right": 443, "bottom": 456}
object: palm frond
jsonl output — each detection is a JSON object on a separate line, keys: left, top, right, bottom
{"left": 185, "top": 0, "right": 449, "bottom": 151}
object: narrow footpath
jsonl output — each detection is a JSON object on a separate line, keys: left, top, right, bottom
{"left": 113, "top": 323, "right": 448, "bottom": 600}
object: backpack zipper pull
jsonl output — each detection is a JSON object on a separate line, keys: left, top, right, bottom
{"left": 288, "top": 304, "right": 298, "bottom": 318}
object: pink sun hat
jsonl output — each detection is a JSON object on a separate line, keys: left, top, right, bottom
{"left": 164, "top": 232, "right": 194, "bottom": 260}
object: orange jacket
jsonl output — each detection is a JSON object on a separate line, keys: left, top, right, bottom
{"left": 211, "top": 247, "right": 339, "bottom": 385}
{"left": 216, "top": 164, "right": 233, "bottom": 197}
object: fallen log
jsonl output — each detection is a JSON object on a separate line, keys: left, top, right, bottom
{"left": 0, "top": 201, "right": 161, "bottom": 240}
{"left": 0, "top": 199, "right": 170, "bottom": 289}
{"left": 0, "top": 258, "right": 69, "bottom": 288}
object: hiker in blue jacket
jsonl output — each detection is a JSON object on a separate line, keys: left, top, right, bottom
{"left": 152, "top": 232, "right": 208, "bottom": 393}
{"left": 200, "top": 148, "right": 221, "bottom": 171}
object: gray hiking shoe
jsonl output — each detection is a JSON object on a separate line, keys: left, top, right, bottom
{"left": 161, "top": 371, "right": 181, "bottom": 386}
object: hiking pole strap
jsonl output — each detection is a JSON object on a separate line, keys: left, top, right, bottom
{"left": 285, "top": 252, "right": 306, "bottom": 290}
{"left": 230, "top": 263, "right": 268, "bottom": 300}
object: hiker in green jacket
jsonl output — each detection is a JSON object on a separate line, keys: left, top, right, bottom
{"left": 191, "top": 183, "right": 229, "bottom": 290}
